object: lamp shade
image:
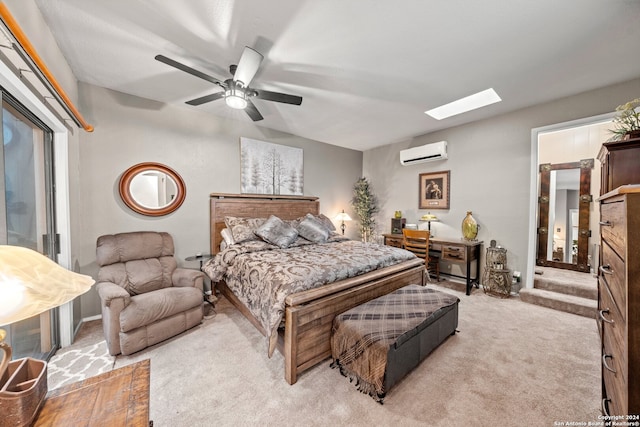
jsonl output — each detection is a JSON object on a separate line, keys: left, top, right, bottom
{"left": 0, "top": 246, "right": 94, "bottom": 327}
{"left": 334, "top": 211, "right": 352, "bottom": 222}
{"left": 420, "top": 213, "right": 439, "bottom": 222}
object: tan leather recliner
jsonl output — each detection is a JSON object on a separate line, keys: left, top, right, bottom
{"left": 96, "top": 231, "right": 204, "bottom": 356}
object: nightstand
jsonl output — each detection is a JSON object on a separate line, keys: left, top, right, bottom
{"left": 185, "top": 253, "right": 213, "bottom": 269}
{"left": 185, "top": 254, "right": 216, "bottom": 316}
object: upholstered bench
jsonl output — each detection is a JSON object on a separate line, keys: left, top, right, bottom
{"left": 331, "top": 284, "right": 459, "bottom": 403}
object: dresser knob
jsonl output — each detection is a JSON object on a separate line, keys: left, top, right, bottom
{"left": 599, "top": 309, "right": 614, "bottom": 324}
{"left": 602, "top": 354, "right": 617, "bottom": 373}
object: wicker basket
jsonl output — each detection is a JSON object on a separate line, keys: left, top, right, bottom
{"left": 0, "top": 358, "right": 47, "bottom": 427}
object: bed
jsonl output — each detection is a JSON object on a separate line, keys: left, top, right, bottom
{"left": 206, "top": 193, "right": 426, "bottom": 384}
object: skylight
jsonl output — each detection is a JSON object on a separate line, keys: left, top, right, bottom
{"left": 425, "top": 88, "right": 502, "bottom": 120}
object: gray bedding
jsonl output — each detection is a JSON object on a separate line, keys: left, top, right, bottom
{"left": 203, "top": 237, "right": 417, "bottom": 356}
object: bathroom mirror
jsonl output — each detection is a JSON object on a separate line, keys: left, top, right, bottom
{"left": 536, "top": 159, "right": 593, "bottom": 272}
{"left": 119, "top": 162, "right": 186, "bottom": 216}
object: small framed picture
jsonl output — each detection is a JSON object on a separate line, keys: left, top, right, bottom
{"left": 419, "top": 170, "right": 450, "bottom": 210}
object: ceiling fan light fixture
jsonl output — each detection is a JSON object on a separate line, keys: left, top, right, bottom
{"left": 225, "top": 94, "right": 247, "bottom": 110}
{"left": 224, "top": 86, "right": 247, "bottom": 110}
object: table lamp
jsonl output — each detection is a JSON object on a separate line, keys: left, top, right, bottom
{"left": 0, "top": 245, "right": 94, "bottom": 426}
{"left": 334, "top": 210, "right": 352, "bottom": 235}
{"left": 420, "top": 213, "right": 439, "bottom": 231}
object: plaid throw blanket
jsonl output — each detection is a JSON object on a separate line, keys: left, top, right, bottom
{"left": 331, "top": 285, "right": 459, "bottom": 403}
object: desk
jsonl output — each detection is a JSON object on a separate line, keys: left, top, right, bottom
{"left": 383, "top": 234, "right": 483, "bottom": 295}
{"left": 34, "top": 359, "right": 150, "bottom": 426}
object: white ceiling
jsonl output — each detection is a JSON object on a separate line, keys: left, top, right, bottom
{"left": 35, "top": 0, "right": 640, "bottom": 151}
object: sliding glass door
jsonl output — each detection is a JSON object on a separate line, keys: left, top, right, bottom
{"left": 1, "top": 90, "right": 58, "bottom": 361}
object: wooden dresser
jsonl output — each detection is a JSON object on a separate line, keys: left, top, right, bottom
{"left": 598, "top": 185, "right": 640, "bottom": 416}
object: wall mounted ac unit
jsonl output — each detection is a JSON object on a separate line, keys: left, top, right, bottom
{"left": 399, "top": 141, "right": 448, "bottom": 165}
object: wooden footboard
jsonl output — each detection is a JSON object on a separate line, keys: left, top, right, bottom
{"left": 218, "top": 258, "right": 425, "bottom": 384}
{"left": 283, "top": 258, "right": 425, "bottom": 384}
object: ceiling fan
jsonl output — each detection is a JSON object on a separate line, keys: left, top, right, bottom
{"left": 155, "top": 47, "right": 302, "bottom": 121}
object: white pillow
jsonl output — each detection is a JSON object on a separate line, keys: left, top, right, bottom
{"left": 221, "top": 228, "right": 235, "bottom": 246}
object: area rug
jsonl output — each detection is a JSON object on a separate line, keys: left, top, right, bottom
{"left": 47, "top": 341, "right": 115, "bottom": 390}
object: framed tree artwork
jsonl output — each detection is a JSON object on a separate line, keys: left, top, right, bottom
{"left": 419, "top": 170, "right": 450, "bottom": 209}
{"left": 240, "top": 137, "right": 304, "bottom": 195}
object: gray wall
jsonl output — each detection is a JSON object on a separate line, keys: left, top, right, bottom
{"left": 76, "top": 83, "right": 362, "bottom": 317}
{"left": 363, "top": 77, "right": 640, "bottom": 287}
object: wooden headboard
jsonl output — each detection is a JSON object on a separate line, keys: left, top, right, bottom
{"left": 209, "top": 193, "right": 320, "bottom": 254}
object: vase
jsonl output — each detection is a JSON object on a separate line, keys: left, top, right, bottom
{"left": 461, "top": 211, "right": 478, "bottom": 240}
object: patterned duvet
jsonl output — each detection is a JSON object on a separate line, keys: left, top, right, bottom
{"left": 202, "top": 237, "right": 417, "bottom": 356}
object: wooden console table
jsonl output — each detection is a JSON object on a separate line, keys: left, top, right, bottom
{"left": 33, "top": 359, "right": 150, "bottom": 426}
{"left": 383, "top": 233, "right": 483, "bottom": 295}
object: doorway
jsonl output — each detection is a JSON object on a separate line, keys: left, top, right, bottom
{"left": 526, "top": 113, "right": 614, "bottom": 288}
{"left": 1, "top": 90, "right": 59, "bottom": 361}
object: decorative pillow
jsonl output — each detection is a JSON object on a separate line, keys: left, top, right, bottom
{"left": 255, "top": 215, "right": 299, "bottom": 248}
{"left": 220, "top": 228, "right": 235, "bottom": 246}
{"left": 297, "top": 215, "right": 331, "bottom": 243}
{"left": 315, "top": 213, "right": 337, "bottom": 232}
{"left": 286, "top": 217, "right": 302, "bottom": 230}
{"left": 224, "top": 216, "right": 266, "bottom": 244}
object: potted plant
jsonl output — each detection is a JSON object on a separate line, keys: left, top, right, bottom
{"left": 351, "top": 177, "right": 379, "bottom": 242}
{"left": 608, "top": 97, "right": 640, "bottom": 141}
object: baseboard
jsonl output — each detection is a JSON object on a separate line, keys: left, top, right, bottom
{"left": 72, "top": 314, "right": 102, "bottom": 341}
{"left": 82, "top": 314, "right": 102, "bottom": 322}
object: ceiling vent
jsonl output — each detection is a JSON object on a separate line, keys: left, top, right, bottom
{"left": 399, "top": 141, "right": 448, "bottom": 165}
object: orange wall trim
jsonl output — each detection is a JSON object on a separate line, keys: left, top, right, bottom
{"left": 0, "top": 2, "right": 93, "bottom": 132}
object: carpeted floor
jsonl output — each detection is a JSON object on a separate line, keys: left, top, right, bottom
{"left": 50, "top": 282, "right": 601, "bottom": 426}
{"left": 534, "top": 266, "right": 597, "bottom": 288}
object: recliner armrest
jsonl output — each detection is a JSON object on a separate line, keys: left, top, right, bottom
{"left": 97, "top": 281, "right": 131, "bottom": 308}
{"left": 172, "top": 268, "right": 204, "bottom": 292}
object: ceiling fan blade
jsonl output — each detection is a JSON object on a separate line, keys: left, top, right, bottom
{"left": 186, "top": 92, "right": 225, "bottom": 106}
{"left": 233, "top": 47, "right": 263, "bottom": 87}
{"left": 254, "top": 89, "right": 303, "bottom": 105}
{"left": 244, "top": 100, "right": 264, "bottom": 121}
{"left": 155, "top": 54, "right": 223, "bottom": 86}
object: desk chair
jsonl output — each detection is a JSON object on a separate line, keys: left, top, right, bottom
{"left": 402, "top": 229, "right": 440, "bottom": 282}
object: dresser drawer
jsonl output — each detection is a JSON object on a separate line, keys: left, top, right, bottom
{"left": 599, "top": 277, "right": 626, "bottom": 349}
{"left": 603, "top": 367, "right": 627, "bottom": 418}
{"left": 602, "top": 330, "right": 628, "bottom": 418}
{"left": 385, "top": 236, "right": 403, "bottom": 248}
{"left": 600, "top": 241, "right": 626, "bottom": 319}
{"left": 600, "top": 199, "right": 627, "bottom": 261}
{"left": 442, "top": 245, "right": 466, "bottom": 262}
{"left": 602, "top": 314, "right": 627, "bottom": 380}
